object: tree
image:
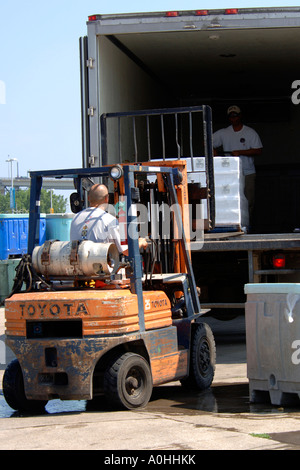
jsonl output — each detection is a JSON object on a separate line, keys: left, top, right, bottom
{"left": 0, "top": 192, "right": 10, "bottom": 213}
{"left": 0, "top": 188, "right": 67, "bottom": 213}
{"left": 39, "top": 189, "right": 67, "bottom": 213}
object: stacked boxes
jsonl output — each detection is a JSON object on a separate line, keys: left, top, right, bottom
{"left": 187, "top": 156, "right": 249, "bottom": 230}
{"left": 213, "top": 157, "right": 249, "bottom": 230}
{"left": 149, "top": 156, "right": 249, "bottom": 231}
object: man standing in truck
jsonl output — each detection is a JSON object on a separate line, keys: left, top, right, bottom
{"left": 213, "top": 105, "right": 263, "bottom": 228}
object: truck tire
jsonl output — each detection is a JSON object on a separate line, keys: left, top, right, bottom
{"left": 3, "top": 359, "right": 48, "bottom": 412}
{"left": 103, "top": 352, "right": 153, "bottom": 410}
{"left": 181, "top": 322, "right": 216, "bottom": 390}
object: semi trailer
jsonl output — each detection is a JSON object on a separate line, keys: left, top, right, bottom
{"left": 79, "top": 7, "right": 300, "bottom": 318}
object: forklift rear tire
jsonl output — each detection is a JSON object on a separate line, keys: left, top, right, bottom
{"left": 3, "top": 359, "right": 48, "bottom": 412}
{"left": 103, "top": 352, "right": 153, "bottom": 410}
{"left": 181, "top": 322, "right": 216, "bottom": 390}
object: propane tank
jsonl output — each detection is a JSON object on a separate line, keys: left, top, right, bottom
{"left": 32, "top": 240, "right": 120, "bottom": 278}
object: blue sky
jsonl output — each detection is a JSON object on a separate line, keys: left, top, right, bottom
{"left": 1, "top": 0, "right": 299, "bottom": 181}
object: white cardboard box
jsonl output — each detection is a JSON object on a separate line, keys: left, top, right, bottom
{"left": 148, "top": 156, "right": 249, "bottom": 229}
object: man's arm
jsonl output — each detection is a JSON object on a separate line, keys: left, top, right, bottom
{"left": 122, "top": 238, "right": 148, "bottom": 256}
{"left": 231, "top": 148, "right": 262, "bottom": 157}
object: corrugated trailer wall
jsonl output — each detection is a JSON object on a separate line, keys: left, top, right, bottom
{"left": 97, "top": 36, "right": 170, "bottom": 163}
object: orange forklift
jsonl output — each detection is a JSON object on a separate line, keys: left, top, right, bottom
{"left": 3, "top": 161, "right": 216, "bottom": 411}
{"left": 3, "top": 107, "right": 216, "bottom": 411}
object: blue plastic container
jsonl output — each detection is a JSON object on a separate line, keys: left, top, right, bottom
{"left": 45, "top": 213, "right": 74, "bottom": 241}
{"left": 0, "top": 214, "right": 46, "bottom": 260}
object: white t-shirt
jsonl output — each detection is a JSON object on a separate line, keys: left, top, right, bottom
{"left": 70, "top": 206, "right": 124, "bottom": 253}
{"left": 213, "top": 125, "right": 263, "bottom": 175}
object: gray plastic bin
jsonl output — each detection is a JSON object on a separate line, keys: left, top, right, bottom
{"left": 0, "top": 259, "right": 20, "bottom": 304}
{"left": 245, "top": 283, "right": 300, "bottom": 406}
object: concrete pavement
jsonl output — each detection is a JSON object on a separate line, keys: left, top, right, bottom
{"left": 0, "top": 307, "right": 300, "bottom": 450}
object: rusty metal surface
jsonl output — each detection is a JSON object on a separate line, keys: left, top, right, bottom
{"left": 144, "top": 325, "right": 190, "bottom": 386}
{"left": 5, "top": 335, "right": 133, "bottom": 400}
{"left": 6, "top": 323, "right": 191, "bottom": 401}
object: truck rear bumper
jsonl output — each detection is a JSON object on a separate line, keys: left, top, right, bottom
{"left": 5, "top": 336, "right": 125, "bottom": 401}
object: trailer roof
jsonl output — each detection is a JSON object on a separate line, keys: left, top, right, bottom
{"left": 87, "top": 8, "right": 300, "bottom": 107}
{"left": 88, "top": 7, "right": 300, "bottom": 22}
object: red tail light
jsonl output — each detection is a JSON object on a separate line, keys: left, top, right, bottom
{"left": 225, "top": 9, "right": 238, "bottom": 14}
{"left": 273, "top": 254, "right": 286, "bottom": 269}
{"left": 195, "top": 10, "right": 208, "bottom": 16}
{"left": 88, "top": 15, "right": 98, "bottom": 21}
{"left": 166, "top": 11, "right": 179, "bottom": 17}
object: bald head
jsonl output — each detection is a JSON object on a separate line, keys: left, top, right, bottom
{"left": 88, "top": 184, "right": 109, "bottom": 207}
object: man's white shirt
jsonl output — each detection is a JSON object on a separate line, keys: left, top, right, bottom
{"left": 213, "top": 125, "right": 263, "bottom": 175}
{"left": 70, "top": 206, "right": 124, "bottom": 253}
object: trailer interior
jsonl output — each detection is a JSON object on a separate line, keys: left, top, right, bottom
{"left": 86, "top": 8, "right": 300, "bottom": 234}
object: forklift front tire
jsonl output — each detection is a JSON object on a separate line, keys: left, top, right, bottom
{"left": 104, "top": 352, "right": 153, "bottom": 410}
{"left": 3, "top": 359, "right": 48, "bottom": 413}
{"left": 181, "top": 322, "right": 216, "bottom": 390}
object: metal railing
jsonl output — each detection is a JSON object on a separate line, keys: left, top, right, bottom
{"left": 100, "top": 105, "right": 215, "bottom": 228}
